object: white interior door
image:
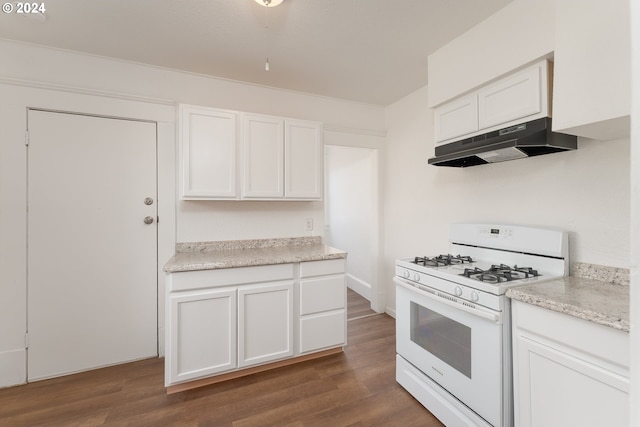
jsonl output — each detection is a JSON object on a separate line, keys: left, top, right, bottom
{"left": 27, "top": 110, "right": 158, "bottom": 381}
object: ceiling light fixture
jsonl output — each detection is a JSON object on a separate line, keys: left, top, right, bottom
{"left": 255, "top": 0, "right": 283, "bottom": 71}
{"left": 254, "top": 0, "right": 284, "bottom": 7}
{"left": 257, "top": 0, "right": 284, "bottom": 71}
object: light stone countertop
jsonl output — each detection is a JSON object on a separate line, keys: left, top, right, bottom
{"left": 506, "top": 273, "right": 630, "bottom": 333}
{"left": 164, "top": 236, "right": 347, "bottom": 273}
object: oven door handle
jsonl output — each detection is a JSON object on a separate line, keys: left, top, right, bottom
{"left": 394, "top": 277, "right": 502, "bottom": 324}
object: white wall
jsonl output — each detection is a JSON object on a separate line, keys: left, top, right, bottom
{"left": 0, "top": 39, "right": 386, "bottom": 244}
{"left": 382, "top": 84, "right": 630, "bottom": 314}
{"left": 0, "top": 39, "right": 386, "bottom": 387}
{"left": 427, "top": 0, "right": 555, "bottom": 107}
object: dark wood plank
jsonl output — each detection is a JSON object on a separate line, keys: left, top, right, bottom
{"left": 0, "top": 315, "right": 443, "bottom": 427}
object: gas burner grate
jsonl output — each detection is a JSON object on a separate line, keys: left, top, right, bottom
{"left": 413, "top": 254, "right": 473, "bottom": 267}
{"left": 462, "top": 264, "right": 540, "bottom": 282}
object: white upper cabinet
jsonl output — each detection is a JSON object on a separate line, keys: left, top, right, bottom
{"left": 434, "top": 60, "right": 550, "bottom": 145}
{"left": 284, "top": 120, "right": 323, "bottom": 199}
{"left": 179, "top": 105, "right": 238, "bottom": 199}
{"left": 179, "top": 105, "right": 323, "bottom": 201}
{"left": 242, "top": 114, "right": 323, "bottom": 200}
{"left": 434, "top": 93, "right": 478, "bottom": 143}
{"left": 552, "top": 0, "right": 630, "bottom": 140}
{"left": 241, "top": 114, "right": 285, "bottom": 199}
{"left": 477, "top": 64, "right": 543, "bottom": 130}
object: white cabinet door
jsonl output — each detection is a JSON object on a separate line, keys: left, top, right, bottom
{"left": 241, "top": 114, "right": 284, "bottom": 199}
{"left": 284, "top": 120, "right": 323, "bottom": 199}
{"left": 515, "top": 335, "right": 628, "bottom": 427}
{"left": 512, "top": 301, "right": 629, "bottom": 427}
{"left": 167, "top": 288, "right": 237, "bottom": 385}
{"left": 238, "top": 281, "right": 294, "bottom": 367}
{"left": 434, "top": 93, "right": 478, "bottom": 143}
{"left": 477, "top": 63, "right": 543, "bottom": 130}
{"left": 180, "top": 105, "right": 238, "bottom": 199}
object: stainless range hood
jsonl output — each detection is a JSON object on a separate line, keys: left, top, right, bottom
{"left": 428, "top": 118, "right": 577, "bottom": 168}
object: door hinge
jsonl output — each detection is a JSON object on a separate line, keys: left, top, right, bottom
{"left": 25, "top": 131, "right": 29, "bottom": 146}
{"left": 157, "top": 216, "right": 160, "bottom": 224}
{"left": 25, "top": 332, "right": 29, "bottom": 349}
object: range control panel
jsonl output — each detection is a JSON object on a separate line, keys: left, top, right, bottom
{"left": 479, "top": 226, "right": 513, "bottom": 240}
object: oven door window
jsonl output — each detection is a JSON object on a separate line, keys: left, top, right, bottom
{"left": 410, "top": 301, "right": 471, "bottom": 378}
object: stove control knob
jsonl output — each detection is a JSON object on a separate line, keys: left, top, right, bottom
{"left": 454, "top": 286, "right": 463, "bottom": 297}
{"left": 413, "top": 272, "right": 421, "bottom": 282}
{"left": 471, "top": 291, "right": 480, "bottom": 302}
{"left": 403, "top": 269, "right": 410, "bottom": 279}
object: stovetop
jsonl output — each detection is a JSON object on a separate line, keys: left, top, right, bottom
{"left": 412, "top": 255, "right": 539, "bottom": 283}
{"left": 395, "top": 253, "right": 562, "bottom": 301}
{"left": 395, "top": 224, "right": 569, "bottom": 306}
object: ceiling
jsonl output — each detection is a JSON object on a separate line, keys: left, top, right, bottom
{"left": 0, "top": 0, "right": 512, "bottom": 105}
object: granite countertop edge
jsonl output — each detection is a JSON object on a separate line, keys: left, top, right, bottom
{"left": 164, "top": 237, "right": 347, "bottom": 273}
{"left": 506, "top": 273, "right": 630, "bottom": 333}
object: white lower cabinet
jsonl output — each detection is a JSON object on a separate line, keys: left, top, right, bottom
{"left": 298, "top": 259, "right": 346, "bottom": 354}
{"left": 238, "top": 281, "right": 293, "bottom": 368}
{"left": 165, "top": 259, "right": 345, "bottom": 388}
{"left": 168, "top": 288, "right": 237, "bottom": 384}
{"left": 511, "top": 301, "right": 629, "bottom": 427}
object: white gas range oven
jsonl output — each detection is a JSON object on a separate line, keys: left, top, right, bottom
{"left": 394, "top": 223, "right": 568, "bottom": 427}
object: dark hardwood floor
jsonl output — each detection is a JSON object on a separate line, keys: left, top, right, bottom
{"left": 346, "top": 288, "right": 377, "bottom": 320}
{"left": 0, "top": 291, "right": 443, "bottom": 427}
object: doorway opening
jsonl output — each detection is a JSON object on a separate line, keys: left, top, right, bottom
{"left": 324, "top": 145, "right": 381, "bottom": 313}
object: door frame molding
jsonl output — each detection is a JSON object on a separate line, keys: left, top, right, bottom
{"left": 0, "top": 83, "right": 176, "bottom": 387}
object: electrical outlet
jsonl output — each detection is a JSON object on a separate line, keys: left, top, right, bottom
{"left": 305, "top": 218, "right": 314, "bottom": 231}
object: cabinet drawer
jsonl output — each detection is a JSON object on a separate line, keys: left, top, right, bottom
{"left": 299, "top": 310, "right": 345, "bottom": 353}
{"left": 168, "top": 264, "right": 294, "bottom": 292}
{"left": 299, "top": 259, "right": 345, "bottom": 278}
{"left": 300, "top": 275, "right": 345, "bottom": 315}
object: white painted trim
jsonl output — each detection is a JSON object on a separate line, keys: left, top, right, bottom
{"left": 346, "top": 274, "right": 372, "bottom": 301}
{"left": 1, "top": 39, "right": 387, "bottom": 108}
{"left": 0, "top": 76, "right": 174, "bottom": 106}
{"left": 629, "top": 0, "right": 640, "bottom": 423}
{"left": 323, "top": 124, "right": 387, "bottom": 138}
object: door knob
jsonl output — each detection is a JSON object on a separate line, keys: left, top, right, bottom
{"left": 144, "top": 197, "right": 154, "bottom": 205}
{"left": 144, "top": 216, "right": 154, "bottom": 225}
